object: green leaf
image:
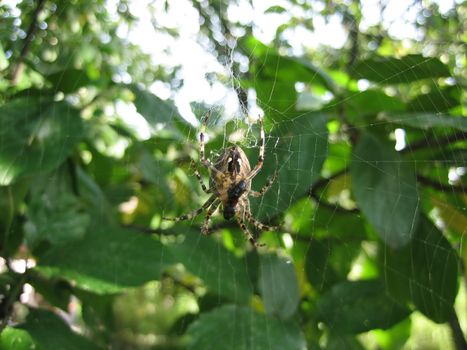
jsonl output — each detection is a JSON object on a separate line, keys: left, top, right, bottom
{"left": 0, "top": 327, "right": 34, "bottom": 350}
{"left": 76, "top": 167, "right": 115, "bottom": 227}
{"left": 253, "top": 53, "right": 336, "bottom": 94}
{"left": 79, "top": 290, "right": 115, "bottom": 336}
{"left": 28, "top": 272, "right": 71, "bottom": 311}
{"left": 0, "top": 179, "right": 30, "bottom": 255}
{"left": 36, "top": 227, "right": 171, "bottom": 294}
{"left": 258, "top": 254, "right": 299, "bottom": 319}
{"left": 431, "top": 195, "right": 467, "bottom": 235}
{"left": 351, "top": 133, "right": 419, "bottom": 248}
{"left": 265, "top": 5, "right": 287, "bottom": 13}
{"left": 240, "top": 35, "right": 271, "bottom": 58}
{"left": 16, "top": 308, "right": 99, "bottom": 350}
{"left": 325, "top": 336, "right": 365, "bottom": 350}
{"left": 313, "top": 204, "right": 367, "bottom": 240}
{"left": 186, "top": 305, "right": 306, "bottom": 350}
{"left": 350, "top": 55, "right": 451, "bottom": 84}
{"left": 381, "top": 112, "right": 467, "bottom": 132}
{"left": 168, "top": 231, "right": 253, "bottom": 303}
{"left": 38, "top": 225, "right": 253, "bottom": 301}
{"left": 373, "top": 318, "right": 411, "bottom": 350}
{"left": 305, "top": 236, "right": 362, "bottom": 293}
{"left": 45, "top": 69, "right": 93, "bottom": 94}
{"left": 345, "top": 89, "right": 406, "bottom": 125}
{"left": 251, "top": 112, "right": 328, "bottom": 220}
{"left": 0, "top": 98, "right": 83, "bottom": 185}
{"left": 407, "top": 86, "right": 461, "bottom": 112}
{"left": 24, "top": 193, "right": 90, "bottom": 248}
{"left": 316, "top": 279, "right": 410, "bottom": 334}
{"left": 130, "top": 84, "right": 180, "bottom": 126}
{"left": 383, "top": 216, "right": 459, "bottom": 323}
{"left": 255, "top": 79, "right": 297, "bottom": 120}
{"left": 248, "top": 42, "right": 336, "bottom": 120}
{"left": 305, "top": 239, "right": 340, "bottom": 292}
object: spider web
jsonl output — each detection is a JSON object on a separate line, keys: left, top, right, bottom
{"left": 155, "top": 1, "right": 465, "bottom": 348}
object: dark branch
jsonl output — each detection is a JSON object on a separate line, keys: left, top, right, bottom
{"left": 11, "top": 0, "right": 46, "bottom": 84}
{"left": 306, "top": 168, "right": 359, "bottom": 214}
{"left": 346, "top": 12, "right": 359, "bottom": 69}
{"left": 449, "top": 310, "right": 467, "bottom": 350}
{"left": 309, "top": 189, "right": 360, "bottom": 214}
{"left": 0, "top": 271, "right": 27, "bottom": 332}
{"left": 309, "top": 168, "right": 348, "bottom": 192}
{"left": 67, "top": 158, "right": 79, "bottom": 196}
{"left": 417, "top": 174, "right": 465, "bottom": 194}
{"left": 400, "top": 131, "right": 467, "bottom": 154}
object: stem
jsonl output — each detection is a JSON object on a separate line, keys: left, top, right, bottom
{"left": 11, "top": 0, "right": 46, "bottom": 84}
{"left": 449, "top": 310, "right": 467, "bottom": 350}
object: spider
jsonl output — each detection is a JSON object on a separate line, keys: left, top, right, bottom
{"left": 163, "top": 115, "right": 278, "bottom": 247}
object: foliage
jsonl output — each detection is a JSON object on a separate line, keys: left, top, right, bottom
{"left": 0, "top": 0, "right": 465, "bottom": 349}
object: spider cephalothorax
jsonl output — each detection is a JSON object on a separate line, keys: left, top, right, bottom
{"left": 164, "top": 115, "right": 278, "bottom": 247}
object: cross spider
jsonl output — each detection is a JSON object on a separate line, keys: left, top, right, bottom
{"left": 164, "top": 115, "right": 278, "bottom": 247}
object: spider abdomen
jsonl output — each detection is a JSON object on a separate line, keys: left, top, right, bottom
{"left": 223, "top": 180, "right": 247, "bottom": 220}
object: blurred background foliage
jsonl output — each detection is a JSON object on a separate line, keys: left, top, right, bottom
{"left": 0, "top": 0, "right": 466, "bottom": 349}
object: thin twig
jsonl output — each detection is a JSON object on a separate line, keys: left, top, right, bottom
{"left": 11, "top": 0, "right": 46, "bottom": 84}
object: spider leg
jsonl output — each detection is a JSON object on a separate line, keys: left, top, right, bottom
{"left": 246, "top": 117, "right": 265, "bottom": 181}
{"left": 201, "top": 199, "right": 221, "bottom": 235}
{"left": 163, "top": 194, "right": 217, "bottom": 222}
{"left": 244, "top": 210, "right": 280, "bottom": 232}
{"left": 199, "top": 114, "right": 222, "bottom": 175}
{"left": 191, "top": 159, "right": 212, "bottom": 194}
{"left": 249, "top": 171, "right": 278, "bottom": 197}
{"left": 236, "top": 216, "right": 265, "bottom": 247}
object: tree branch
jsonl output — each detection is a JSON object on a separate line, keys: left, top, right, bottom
{"left": 309, "top": 189, "right": 360, "bottom": 214}
{"left": 191, "top": 1, "right": 249, "bottom": 114}
{"left": 11, "top": 0, "right": 46, "bottom": 84}
{"left": 122, "top": 224, "right": 179, "bottom": 236}
{"left": 400, "top": 131, "right": 467, "bottom": 154}
{"left": 417, "top": 174, "right": 465, "bottom": 194}
{"left": 307, "top": 168, "right": 359, "bottom": 214}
